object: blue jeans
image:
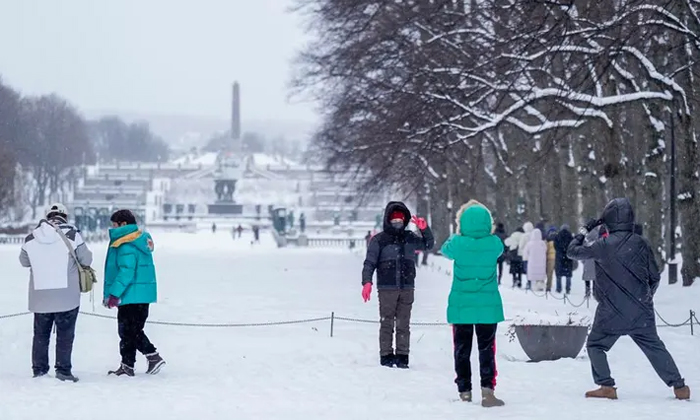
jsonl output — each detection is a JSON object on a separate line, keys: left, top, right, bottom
{"left": 556, "top": 277, "right": 572, "bottom": 293}
{"left": 32, "top": 307, "right": 79, "bottom": 376}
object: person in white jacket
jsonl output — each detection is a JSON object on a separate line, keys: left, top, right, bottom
{"left": 523, "top": 229, "right": 547, "bottom": 291}
{"left": 517, "top": 222, "right": 534, "bottom": 276}
{"left": 19, "top": 203, "right": 93, "bottom": 382}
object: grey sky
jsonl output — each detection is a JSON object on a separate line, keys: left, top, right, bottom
{"left": 0, "top": 0, "right": 316, "bottom": 124}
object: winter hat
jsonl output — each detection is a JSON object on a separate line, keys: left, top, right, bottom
{"left": 390, "top": 211, "right": 405, "bottom": 222}
{"left": 46, "top": 203, "right": 68, "bottom": 218}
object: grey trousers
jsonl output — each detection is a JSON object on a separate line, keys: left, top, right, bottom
{"left": 378, "top": 289, "right": 414, "bottom": 356}
{"left": 587, "top": 328, "right": 685, "bottom": 388}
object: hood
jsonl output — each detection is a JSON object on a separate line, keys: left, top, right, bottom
{"left": 455, "top": 200, "right": 494, "bottom": 238}
{"left": 529, "top": 228, "right": 543, "bottom": 242}
{"left": 109, "top": 224, "right": 154, "bottom": 253}
{"left": 32, "top": 221, "right": 62, "bottom": 245}
{"left": 601, "top": 198, "right": 635, "bottom": 233}
{"left": 523, "top": 222, "right": 534, "bottom": 233}
{"left": 560, "top": 224, "right": 571, "bottom": 232}
{"left": 382, "top": 201, "right": 411, "bottom": 233}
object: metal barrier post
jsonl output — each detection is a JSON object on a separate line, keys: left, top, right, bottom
{"left": 691, "top": 310, "right": 695, "bottom": 336}
{"left": 330, "top": 312, "right": 335, "bottom": 338}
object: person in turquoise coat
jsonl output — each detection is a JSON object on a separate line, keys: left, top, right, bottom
{"left": 441, "top": 200, "right": 505, "bottom": 407}
{"left": 103, "top": 209, "right": 165, "bottom": 377}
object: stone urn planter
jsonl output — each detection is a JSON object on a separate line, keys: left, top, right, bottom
{"left": 507, "top": 312, "right": 591, "bottom": 362}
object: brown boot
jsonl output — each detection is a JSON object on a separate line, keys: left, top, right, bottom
{"left": 459, "top": 391, "right": 472, "bottom": 402}
{"left": 585, "top": 386, "right": 618, "bottom": 399}
{"left": 674, "top": 386, "right": 691, "bottom": 400}
{"left": 481, "top": 387, "right": 505, "bottom": 407}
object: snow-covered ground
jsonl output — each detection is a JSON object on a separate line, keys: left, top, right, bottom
{"left": 0, "top": 231, "right": 697, "bottom": 420}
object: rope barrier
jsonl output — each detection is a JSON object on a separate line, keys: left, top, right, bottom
{"left": 78, "top": 311, "right": 333, "bottom": 328}
{"left": 0, "top": 250, "right": 693, "bottom": 334}
{"left": 0, "top": 311, "right": 31, "bottom": 320}
{"left": 653, "top": 310, "right": 692, "bottom": 328}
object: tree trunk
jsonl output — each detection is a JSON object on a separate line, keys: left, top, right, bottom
{"left": 676, "top": 113, "right": 699, "bottom": 286}
{"left": 639, "top": 104, "right": 666, "bottom": 268}
{"left": 429, "top": 179, "right": 452, "bottom": 251}
{"left": 560, "top": 137, "right": 579, "bottom": 228}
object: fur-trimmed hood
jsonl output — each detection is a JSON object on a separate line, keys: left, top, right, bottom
{"left": 454, "top": 199, "right": 495, "bottom": 238}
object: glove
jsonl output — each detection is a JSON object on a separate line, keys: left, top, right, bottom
{"left": 411, "top": 215, "right": 428, "bottom": 230}
{"left": 573, "top": 233, "right": 585, "bottom": 243}
{"left": 105, "top": 295, "right": 120, "bottom": 309}
{"left": 583, "top": 218, "right": 602, "bottom": 232}
{"left": 362, "top": 283, "right": 372, "bottom": 302}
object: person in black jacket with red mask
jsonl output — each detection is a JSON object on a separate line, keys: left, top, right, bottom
{"left": 567, "top": 198, "right": 690, "bottom": 401}
{"left": 362, "top": 201, "right": 434, "bottom": 368}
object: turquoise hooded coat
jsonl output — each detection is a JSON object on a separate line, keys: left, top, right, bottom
{"left": 441, "top": 200, "right": 505, "bottom": 325}
{"left": 103, "top": 224, "right": 158, "bottom": 305}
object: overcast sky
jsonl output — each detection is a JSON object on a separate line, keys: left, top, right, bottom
{"left": 0, "top": 0, "right": 317, "bottom": 124}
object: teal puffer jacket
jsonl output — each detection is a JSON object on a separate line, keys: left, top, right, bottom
{"left": 441, "top": 200, "right": 504, "bottom": 325}
{"left": 103, "top": 225, "right": 157, "bottom": 305}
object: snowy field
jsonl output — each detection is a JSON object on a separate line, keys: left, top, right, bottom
{"left": 0, "top": 231, "right": 697, "bottom": 420}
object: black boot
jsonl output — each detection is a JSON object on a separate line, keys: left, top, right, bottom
{"left": 145, "top": 352, "right": 165, "bottom": 375}
{"left": 56, "top": 372, "right": 80, "bottom": 382}
{"left": 380, "top": 354, "right": 395, "bottom": 368}
{"left": 108, "top": 363, "right": 135, "bottom": 377}
{"left": 395, "top": 354, "right": 409, "bottom": 369}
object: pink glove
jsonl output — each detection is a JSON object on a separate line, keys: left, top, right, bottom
{"left": 106, "top": 295, "right": 120, "bottom": 309}
{"left": 362, "top": 283, "right": 372, "bottom": 302}
{"left": 412, "top": 215, "right": 428, "bottom": 230}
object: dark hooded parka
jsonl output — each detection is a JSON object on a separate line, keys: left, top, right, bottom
{"left": 567, "top": 198, "right": 660, "bottom": 334}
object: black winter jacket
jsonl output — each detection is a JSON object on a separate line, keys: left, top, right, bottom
{"left": 362, "top": 202, "right": 435, "bottom": 289}
{"left": 494, "top": 226, "right": 507, "bottom": 263}
{"left": 567, "top": 198, "right": 660, "bottom": 334}
{"left": 554, "top": 228, "right": 574, "bottom": 277}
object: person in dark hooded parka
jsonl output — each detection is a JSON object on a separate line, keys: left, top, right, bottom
{"left": 567, "top": 198, "right": 690, "bottom": 401}
{"left": 362, "top": 201, "right": 434, "bottom": 369}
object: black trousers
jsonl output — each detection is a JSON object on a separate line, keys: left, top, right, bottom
{"left": 32, "top": 307, "right": 79, "bottom": 376}
{"left": 117, "top": 304, "right": 157, "bottom": 367}
{"left": 453, "top": 324, "right": 498, "bottom": 392}
{"left": 587, "top": 327, "right": 685, "bottom": 388}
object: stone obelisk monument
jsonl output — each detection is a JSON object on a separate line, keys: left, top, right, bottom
{"left": 208, "top": 81, "right": 243, "bottom": 215}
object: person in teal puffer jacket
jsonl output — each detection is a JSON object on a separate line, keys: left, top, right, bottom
{"left": 441, "top": 200, "right": 505, "bottom": 407}
{"left": 104, "top": 209, "right": 165, "bottom": 377}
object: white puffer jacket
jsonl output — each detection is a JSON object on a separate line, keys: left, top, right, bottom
{"left": 523, "top": 229, "right": 547, "bottom": 281}
{"left": 519, "top": 222, "right": 534, "bottom": 260}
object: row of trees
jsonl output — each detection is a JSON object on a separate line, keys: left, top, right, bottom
{"left": 293, "top": 0, "right": 700, "bottom": 285}
{"left": 90, "top": 116, "right": 169, "bottom": 163}
{"left": 203, "top": 130, "right": 305, "bottom": 161}
{"left": 0, "top": 77, "right": 169, "bottom": 220}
